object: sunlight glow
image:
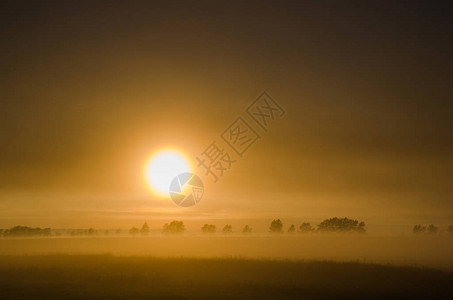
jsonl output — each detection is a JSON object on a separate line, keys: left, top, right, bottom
{"left": 144, "top": 149, "right": 192, "bottom": 198}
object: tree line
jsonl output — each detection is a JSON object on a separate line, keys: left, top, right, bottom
{"left": 126, "top": 218, "right": 453, "bottom": 235}
{"left": 0, "top": 226, "right": 51, "bottom": 237}
{"left": 127, "top": 217, "right": 367, "bottom": 235}
{"left": 412, "top": 224, "right": 453, "bottom": 235}
{"left": 268, "top": 217, "right": 366, "bottom": 234}
{"left": 2, "top": 219, "right": 453, "bottom": 237}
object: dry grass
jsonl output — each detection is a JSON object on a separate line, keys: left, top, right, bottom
{"left": 0, "top": 255, "right": 452, "bottom": 299}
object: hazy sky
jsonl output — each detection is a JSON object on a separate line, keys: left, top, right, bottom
{"left": 0, "top": 1, "right": 451, "bottom": 230}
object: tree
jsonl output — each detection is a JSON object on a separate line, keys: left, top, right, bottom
{"left": 269, "top": 219, "right": 283, "bottom": 233}
{"left": 299, "top": 222, "right": 314, "bottom": 233}
{"left": 317, "top": 217, "right": 366, "bottom": 233}
{"left": 222, "top": 225, "right": 232, "bottom": 234}
{"left": 242, "top": 225, "right": 252, "bottom": 234}
{"left": 85, "top": 228, "right": 95, "bottom": 236}
{"left": 287, "top": 224, "right": 296, "bottom": 233}
{"left": 448, "top": 225, "right": 453, "bottom": 234}
{"left": 3, "top": 226, "right": 52, "bottom": 237}
{"left": 129, "top": 227, "right": 139, "bottom": 235}
{"left": 201, "top": 224, "right": 216, "bottom": 234}
{"left": 163, "top": 221, "right": 186, "bottom": 234}
{"left": 413, "top": 224, "right": 426, "bottom": 234}
{"left": 140, "top": 222, "right": 150, "bottom": 235}
{"left": 43, "top": 228, "right": 51, "bottom": 236}
{"left": 427, "top": 224, "right": 438, "bottom": 234}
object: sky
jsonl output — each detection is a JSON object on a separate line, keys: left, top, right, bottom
{"left": 0, "top": 0, "right": 452, "bottom": 232}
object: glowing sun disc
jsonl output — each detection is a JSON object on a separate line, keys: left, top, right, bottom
{"left": 144, "top": 149, "right": 192, "bottom": 197}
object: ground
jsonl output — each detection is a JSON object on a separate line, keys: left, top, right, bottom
{"left": 0, "top": 255, "right": 452, "bottom": 300}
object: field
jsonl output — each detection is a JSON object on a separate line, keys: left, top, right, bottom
{"left": 0, "top": 255, "right": 452, "bottom": 300}
{"left": 0, "top": 235, "right": 453, "bottom": 299}
{"left": 1, "top": 235, "right": 452, "bottom": 270}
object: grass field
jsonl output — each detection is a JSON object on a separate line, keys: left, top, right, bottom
{"left": 1, "top": 235, "right": 452, "bottom": 270}
{"left": 0, "top": 255, "right": 452, "bottom": 300}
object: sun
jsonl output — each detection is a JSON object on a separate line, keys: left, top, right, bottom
{"left": 144, "top": 149, "right": 192, "bottom": 198}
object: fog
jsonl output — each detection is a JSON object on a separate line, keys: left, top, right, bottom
{"left": 1, "top": 235, "right": 452, "bottom": 271}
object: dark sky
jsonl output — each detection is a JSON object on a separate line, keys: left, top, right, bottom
{"left": 0, "top": 1, "right": 452, "bottom": 230}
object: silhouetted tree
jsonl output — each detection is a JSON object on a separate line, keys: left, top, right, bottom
{"left": 242, "top": 225, "right": 252, "bottom": 234}
{"left": 140, "top": 222, "right": 150, "bottom": 235}
{"left": 71, "top": 229, "right": 83, "bottom": 236}
{"left": 129, "top": 227, "right": 139, "bottom": 235}
{"left": 222, "top": 225, "right": 232, "bottom": 234}
{"left": 201, "top": 224, "right": 216, "bottom": 234}
{"left": 287, "top": 224, "right": 296, "bottom": 233}
{"left": 413, "top": 224, "right": 426, "bottom": 234}
{"left": 163, "top": 221, "right": 186, "bottom": 234}
{"left": 448, "top": 225, "right": 453, "bottom": 234}
{"left": 299, "top": 222, "right": 314, "bottom": 233}
{"left": 427, "top": 224, "right": 438, "bottom": 234}
{"left": 3, "top": 226, "right": 52, "bottom": 237}
{"left": 269, "top": 219, "right": 283, "bottom": 233}
{"left": 317, "top": 217, "right": 366, "bottom": 233}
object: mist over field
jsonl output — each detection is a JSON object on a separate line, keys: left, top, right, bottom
{"left": 1, "top": 234, "right": 453, "bottom": 300}
{"left": 0, "top": 234, "right": 452, "bottom": 271}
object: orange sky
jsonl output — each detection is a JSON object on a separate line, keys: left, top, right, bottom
{"left": 0, "top": 1, "right": 451, "bottom": 232}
